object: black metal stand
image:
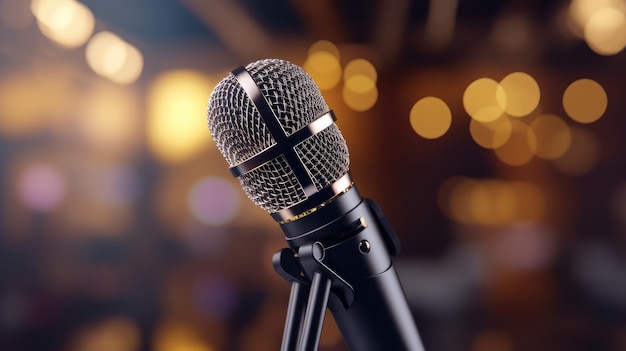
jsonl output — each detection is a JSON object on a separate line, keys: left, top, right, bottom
{"left": 272, "top": 196, "right": 425, "bottom": 351}
{"left": 273, "top": 242, "right": 355, "bottom": 351}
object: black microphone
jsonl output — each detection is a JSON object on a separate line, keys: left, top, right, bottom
{"left": 207, "top": 59, "right": 424, "bottom": 351}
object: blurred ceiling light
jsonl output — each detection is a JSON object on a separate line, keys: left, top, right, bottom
{"left": 1, "top": 0, "right": 34, "bottom": 29}
{"left": 584, "top": 6, "right": 626, "bottom": 55}
{"left": 303, "top": 51, "right": 341, "bottom": 91}
{"left": 463, "top": 78, "right": 505, "bottom": 123}
{"left": 493, "top": 119, "right": 537, "bottom": 166}
{"left": 497, "top": 72, "right": 541, "bottom": 117}
{"left": 78, "top": 83, "right": 140, "bottom": 155}
{"left": 16, "top": 162, "right": 67, "bottom": 213}
{"left": 409, "top": 96, "right": 452, "bottom": 139}
{"left": 86, "top": 31, "right": 144, "bottom": 84}
{"left": 563, "top": 78, "right": 608, "bottom": 123}
{"left": 469, "top": 115, "right": 512, "bottom": 149}
{"left": 187, "top": 177, "right": 241, "bottom": 226}
{"left": 147, "top": 70, "right": 214, "bottom": 163}
{"left": 31, "top": 0, "right": 94, "bottom": 48}
{"left": 342, "top": 58, "right": 378, "bottom": 112}
{"left": 530, "top": 114, "right": 572, "bottom": 160}
{"left": 552, "top": 126, "right": 599, "bottom": 176}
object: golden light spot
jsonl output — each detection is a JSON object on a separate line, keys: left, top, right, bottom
{"left": 308, "top": 40, "right": 340, "bottom": 59}
{"left": 530, "top": 114, "right": 572, "bottom": 160}
{"left": 0, "top": 69, "right": 73, "bottom": 138}
{"left": 437, "top": 176, "right": 466, "bottom": 218}
{"left": 467, "top": 181, "right": 492, "bottom": 225}
{"left": 147, "top": 70, "right": 214, "bottom": 163}
{"left": 153, "top": 320, "right": 215, "bottom": 351}
{"left": 510, "top": 181, "right": 546, "bottom": 221}
{"left": 552, "top": 127, "right": 599, "bottom": 176}
{"left": 86, "top": 31, "right": 144, "bottom": 84}
{"left": 469, "top": 115, "right": 512, "bottom": 149}
{"left": 409, "top": 97, "right": 452, "bottom": 139}
{"left": 31, "top": 0, "right": 94, "bottom": 48}
{"left": 449, "top": 177, "right": 478, "bottom": 224}
{"left": 497, "top": 72, "right": 541, "bottom": 117}
{"left": 494, "top": 119, "right": 537, "bottom": 166}
{"left": 344, "top": 74, "right": 376, "bottom": 94}
{"left": 488, "top": 181, "right": 519, "bottom": 224}
{"left": 443, "top": 177, "right": 545, "bottom": 226}
{"left": 563, "top": 78, "right": 608, "bottom": 124}
{"left": 303, "top": 51, "right": 341, "bottom": 91}
{"left": 342, "top": 75, "right": 378, "bottom": 112}
{"left": 343, "top": 58, "right": 378, "bottom": 83}
{"left": 78, "top": 83, "right": 140, "bottom": 155}
{"left": 584, "top": 7, "right": 626, "bottom": 55}
{"left": 463, "top": 78, "right": 505, "bottom": 122}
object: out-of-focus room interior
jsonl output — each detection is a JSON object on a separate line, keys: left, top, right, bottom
{"left": 1, "top": 0, "right": 626, "bottom": 350}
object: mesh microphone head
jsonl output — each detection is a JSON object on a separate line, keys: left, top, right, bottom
{"left": 207, "top": 59, "right": 350, "bottom": 213}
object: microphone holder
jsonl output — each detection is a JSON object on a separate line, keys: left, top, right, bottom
{"left": 273, "top": 242, "right": 355, "bottom": 351}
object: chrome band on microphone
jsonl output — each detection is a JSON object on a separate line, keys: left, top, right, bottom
{"left": 230, "top": 66, "right": 337, "bottom": 199}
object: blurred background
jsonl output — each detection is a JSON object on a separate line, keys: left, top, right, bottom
{"left": 1, "top": 0, "right": 626, "bottom": 350}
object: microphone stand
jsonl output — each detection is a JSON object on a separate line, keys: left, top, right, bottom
{"left": 273, "top": 242, "right": 355, "bottom": 351}
{"left": 271, "top": 198, "right": 425, "bottom": 351}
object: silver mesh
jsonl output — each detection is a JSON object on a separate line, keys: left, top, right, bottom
{"left": 207, "top": 59, "right": 350, "bottom": 213}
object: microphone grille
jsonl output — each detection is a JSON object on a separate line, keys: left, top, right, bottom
{"left": 207, "top": 59, "right": 349, "bottom": 213}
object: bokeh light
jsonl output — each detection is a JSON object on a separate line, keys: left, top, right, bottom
{"left": 187, "top": 177, "right": 241, "bottom": 226}
{"left": 153, "top": 320, "right": 216, "bottom": 351}
{"left": 78, "top": 83, "right": 140, "bottom": 155}
{"left": 344, "top": 58, "right": 378, "bottom": 83}
{"left": 469, "top": 115, "right": 512, "bottom": 149}
{"left": 303, "top": 51, "right": 341, "bottom": 91}
{"left": 567, "top": 0, "right": 626, "bottom": 38}
{"left": 0, "top": 69, "right": 73, "bottom": 138}
{"left": 530, "top": 114, "right": 572, "bottom": 160}
{"left": 463, "top": 78, "right": 505, "bottom": 123}
{"left": 563, "top": 78, "right": 608, "bottom": 124}
{"left": 440, "top": 177, "right": 545, "bottom": 226}
{"left": 307, "top": 39, "right": 340, "bottom": 59}
{"left": 16, "top": 162, "right": 67, "bottom": 213}
{"left": 409, "top": 97, "right": 452, "bottom": 139}
{"left": 584, "top": 7, "right": 626, "bottom": 55}
{"left": 552, "top": 126, "right": 600, "bottom": 176}
{"left": 497, "top": 72, "right": 541, "bottom": 117}
{"left": 86, "top": 31, "right": 144, "bottom": 84}
{"left": 342, "top": 58, "right": 378, "bottom": 112}
{"left": 67, "top": 316, "right": 141, "bottom": 351}
{"left": 493, "top": 119, "right": 537, "bottom": 166}
{"left": 31, "top": 0, "right": 95, "bottom": 48}
{"left": 147, "top": 70, "right": 214, "bottom": 163}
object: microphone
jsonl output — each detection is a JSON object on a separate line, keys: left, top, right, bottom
{"left": 207, "top": 59, "right": 424, "bottom": 351}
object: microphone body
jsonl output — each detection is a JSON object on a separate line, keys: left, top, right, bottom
{"left": 281, "top": 185, "right": 424, "bottom": 351}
